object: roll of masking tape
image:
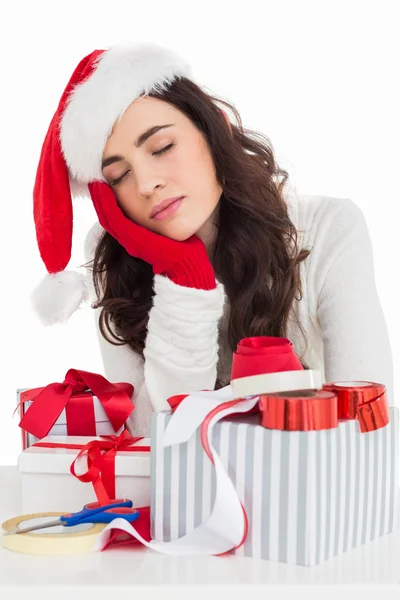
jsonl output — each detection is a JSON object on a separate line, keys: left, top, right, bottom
{"left": 231, "top": 369, "right": 322, "bottom": 399}
{"left": 1, "top": 512, "right": 105, "bottom": 555}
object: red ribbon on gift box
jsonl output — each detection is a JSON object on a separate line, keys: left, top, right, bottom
{"left": 33, "top": 429, "right": 151, "bottom": 506}
{"left": 18, "top": 369, "right": 135, "bottom": 439}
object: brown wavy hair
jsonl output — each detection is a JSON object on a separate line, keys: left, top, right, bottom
{"left": 85, "top": 77, "right": 311, "bottom": 378}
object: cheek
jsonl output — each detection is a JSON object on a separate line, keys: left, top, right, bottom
{"left": 186, "top": 145, "right": 214, "bottom": 181}
{"left": 177, "top": 137, "right": 214, "bottom": 178}
{"left": 117, "top": 196, "right": 148, "bottom": 227}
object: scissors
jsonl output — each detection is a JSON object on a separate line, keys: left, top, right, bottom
{"left": 4, "top": 499, "right": 139, "bottom": 535}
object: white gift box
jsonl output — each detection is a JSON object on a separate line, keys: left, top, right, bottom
{"left": 150, "top": 407, "right": 399, "bottom": 566}
{"left": 17, "top": 388, "right": 125, "bottom": 450}
{"left": 18, "top": 435, "right": 151, "bottom": 514}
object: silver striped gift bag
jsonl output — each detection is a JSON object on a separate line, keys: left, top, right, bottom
{"left": 150, "top": 408, "right": 399, "bottom": 566}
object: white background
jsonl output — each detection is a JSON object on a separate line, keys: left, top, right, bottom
{"left": 1, "top": 0, "right": 398, "bottom": 465}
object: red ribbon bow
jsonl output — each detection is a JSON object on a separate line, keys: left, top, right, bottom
{"left": 34, "top": 429, "right": 151, "bottom": 506}
{"left": 18, "top": 369, "right": 135, "bottom": 439}
{"left": 69, "top": 429, "right": 149, "bottom": 505}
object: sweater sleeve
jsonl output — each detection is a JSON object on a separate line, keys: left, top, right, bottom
{"left": 143, "top": 275, "right": 225, "bottom": 410}
{"left": 314, "top": 198, "right": 394, "bottom": 404}
{"left": 83, "top": 223, "right": 225, "bottom": 435}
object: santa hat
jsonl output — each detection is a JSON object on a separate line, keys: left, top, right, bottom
{"left": 31, "top": 43, "right": 192, "bottom": 325}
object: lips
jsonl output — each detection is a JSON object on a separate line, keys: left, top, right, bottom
{"left": 152, "top": 197, "right": 185, "bottom": 221}
{"left": 151, "top": 196, "right": 184, "bottom": 218}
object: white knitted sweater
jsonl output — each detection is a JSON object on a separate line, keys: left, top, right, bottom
{"left": 83, "top": 193, "right": 394, "bottom": 436}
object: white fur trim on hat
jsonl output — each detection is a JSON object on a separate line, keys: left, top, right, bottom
{"left": 31, "top": 271, "right": 90, "bottom": 326}
{"left": 60, "top": 43, "right": 192, "bottom": 184}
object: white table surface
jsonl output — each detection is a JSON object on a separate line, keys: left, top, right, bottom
{"left": 1, "top": 466, "right": 400, "bottom": 600}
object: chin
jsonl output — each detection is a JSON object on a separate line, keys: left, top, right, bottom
{"left": 169, "top": 231, "right": 195, "bottom": 242}
{"left": 158, "top": 221, "right": 201, "bottom": 242}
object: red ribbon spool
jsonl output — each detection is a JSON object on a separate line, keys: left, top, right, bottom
{"left": 322, "top": 381, "right": 389, "bottom": 433}
{"left": 231, "top": 336, "right": 304, "bottom": 380}
{"left": 259, "top": 390, "right": 338, "bottom": 431}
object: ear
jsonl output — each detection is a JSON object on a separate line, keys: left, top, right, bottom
{"left": 220, "top": 109, "right": 232, "bottom": 133}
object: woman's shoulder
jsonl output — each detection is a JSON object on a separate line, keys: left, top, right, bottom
{"left": 287, "top": 189, "right": 366, "bottom": 245}
{"left": 302, "top": 193, "right": 363, "bottom": 222}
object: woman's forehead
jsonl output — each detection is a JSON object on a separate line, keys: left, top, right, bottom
{"left": 107, "top": 99, "right": 191, "bottom": 148}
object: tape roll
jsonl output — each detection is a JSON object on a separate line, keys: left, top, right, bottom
{"left": 231, "top": 369, "right": 322, "bottom": 400}
{"left": 1, "top": 512, "right": 105, "bottom": 555}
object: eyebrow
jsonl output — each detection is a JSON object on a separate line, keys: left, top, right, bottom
{"left": 101, "top": 124, "right": 175, "bottom": 170}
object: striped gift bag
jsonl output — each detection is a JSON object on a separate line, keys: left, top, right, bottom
{"left": 150, "top": 408, "right": 399, "bottom": 566}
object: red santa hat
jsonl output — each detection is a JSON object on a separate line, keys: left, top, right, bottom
{"left": 31, "top": 43, "right": 192, "bottom": 325}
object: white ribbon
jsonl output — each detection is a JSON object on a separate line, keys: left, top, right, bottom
{"left": 92, "top": 385, "right": 260, "bottom": 555}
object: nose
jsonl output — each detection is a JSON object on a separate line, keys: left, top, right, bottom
{"left": 135, "top": 164, "right": 166, "bottom": 198}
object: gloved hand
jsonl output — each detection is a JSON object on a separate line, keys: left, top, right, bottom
{"left": 88, "top": 181, "right": 216, "bottom": 290}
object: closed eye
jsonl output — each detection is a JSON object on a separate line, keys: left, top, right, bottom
{"left": 110, "top": 143, "right": 175, "bottom": 186}
{"left": 153, "top": 143, "right": 174, "bottom": 157}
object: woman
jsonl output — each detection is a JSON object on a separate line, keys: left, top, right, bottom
{"left": 31, "top": 43, "right": 394, "bottom": 436}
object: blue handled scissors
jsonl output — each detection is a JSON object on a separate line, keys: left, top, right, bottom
{"left": 5, "top": 500, "right": 139, "bottom": 535}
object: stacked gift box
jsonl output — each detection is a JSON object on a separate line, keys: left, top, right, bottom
{"left": 150, "top": 403, "right": 398, "bottom": 565}
{"left": 12, "top": 337, "right": 399, "bottom": 566}
{"left": 15, "top": 368, "right": 152, "bottom": 514}
{"left": 17, "top": 387, "right": 125, "bottom": 450}
{"left": 16, "top": 368, "right": 135, "bottom": 449}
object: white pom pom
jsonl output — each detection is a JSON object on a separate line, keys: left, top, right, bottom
{"left": 84, "top": 222, "right": 104, "bottom": 262}
{"left": 31, "top": 271, "right": 90, "bottom": 326}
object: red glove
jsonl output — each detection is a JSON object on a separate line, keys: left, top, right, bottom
{"left": 88, "top": 181, "right": 216, "bottom": 290}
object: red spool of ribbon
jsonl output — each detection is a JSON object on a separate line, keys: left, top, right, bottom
{"left": 168, "top": 337, "right": 306, "bottom": 413}
{"left": 322, "top": 381, "right": 389, "bottom": 433}
{"left": 258, "top": 382, "right": 389, "bottom": 433}
{"left": 259, "top": 390, "right": 338, "bottom": 431}
{"left": 230, "top": 336, "right": 303, "bottom": 381}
